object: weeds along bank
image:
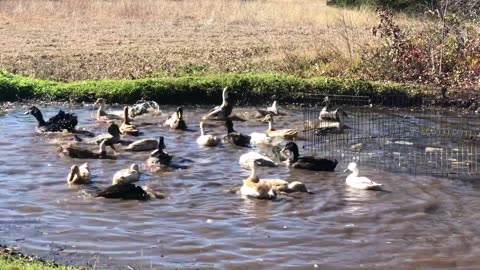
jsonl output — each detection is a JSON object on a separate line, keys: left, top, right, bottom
{"left": 0, "top": 245, "right": 88, "bottom": 270}
{"left": 0, "top": 70, "right": 456, "bottom": 106}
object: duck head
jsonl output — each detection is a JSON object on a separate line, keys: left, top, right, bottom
{"left": 99, "top": 139, "right": 117, "bottom": 154}
{"left": 261, "top": 113, "right": 273, "bottom": 123}
{"left": 123, "top": 106, "right": 131, "bottom": 124}
{"left": 281, "top": 142, "right": 300, "bottom": 161}
{"left": 93, "top": 98, "right": 106, "bottom": 108}
{"left": 225, "top": 118, "right": 235, "bottom": 133}
{"left": 107, "top": 123, "right": 121, "bottom": 137}
{"left": 344, "top": 162, "right": 359, "bottom": 173}
{"left": 157, "top": 136, "right": 166, "bottom": 150}
{"left": 176, "top": 107, "right": 184, "bottom": 120}
{"left": 268, "top": 101, "right": 278, "bottom": 115}
{"left": 222, "top": 87, "right": 230, "bottom": 103}
{"left": 24, "top": 106, "right": 46, "bottom": 125}
{"left": 130, "top": 163, "right": 139, "bottom": 172}
{"left": 67, "top": 165, "right": 80, "bottom": 183}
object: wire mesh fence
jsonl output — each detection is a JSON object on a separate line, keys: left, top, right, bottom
{"left": 302, "top": 93, "right": 480, "bottom": 179}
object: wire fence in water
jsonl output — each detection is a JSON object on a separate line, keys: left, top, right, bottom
{"left": 302, "top": 93, "right": 480, "bottom": 179}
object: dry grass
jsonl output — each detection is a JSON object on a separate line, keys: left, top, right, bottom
{"left": 0, "top": 0, "right": 417, "bottom": 81}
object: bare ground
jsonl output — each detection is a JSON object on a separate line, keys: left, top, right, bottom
{"left": 0, "top": 0, "right": 382, "bottom": 81}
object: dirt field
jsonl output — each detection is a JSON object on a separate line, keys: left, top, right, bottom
{"left": 0, "top": 0, "right": 399, "bottom": 81}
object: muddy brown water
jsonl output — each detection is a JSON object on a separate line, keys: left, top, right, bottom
{"left": 1, "top": 104, "right": 480, "bottom": 269}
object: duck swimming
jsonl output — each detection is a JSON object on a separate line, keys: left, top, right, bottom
{"left": 263, "top": 114, "right": 298, "bottom": 140}
{"left": 96, "top": 183, "right": 166, "bottom": 201}
{"left": 239, "top": 151, "right": 277, "bottom": 169}
{"left": 196, "top": 122, "right": 220, "bottom": 147}
{"left": 93, "top": 98, "right": 123, "bottom": 122}
{"left": 60, "top": 139, "right": 116, "bottom": 159}
{"left": 129, "top": 100, "right": 162, "bottom": 118}
{"left": 281, "top": 142, "right": 338, "bottom": 171}
{"left": 164, "top": 107, "right": 187, "bottom": 130}
{"left": 112, "top": 163, "right": 140, "bottom": 184}
{"left": 25, "top": 106, "right": 78, "bottom": 133}
{"left": 319, "top": 96, "right": 348, "bottom": 122}
{"left": 90, "top": 122, "right": 122, "bottom": 145}
{"left": 147, "top": 136, "right": 174, "bottom": 169}
{"left": 240, "top": 159, "right": 310, "bottom": 199}
{"left": 120, "top": 106, "right": 140, "bottom": 136}
{"left": 344, "top": 162, "right": 383, "bottom": 190}
{"left": 96, "top": 183, "right": 149, "bottom": 201}
{"left": 202, "top": 87, "right": 233, "bottom": 121}
{"left": 224, "top": 118, "right": 251, "bottom": 147}
{"left": 255, "top": 101, "right": 285, "bottom": 117}
{"left": 240, "top": 159, "right": 283, "bottom": 200}
{"left": 125, "top": 138, "right": 158, "bottom": 151}
{"left": 66, "top": 162, "right": 91, "bottom": 184}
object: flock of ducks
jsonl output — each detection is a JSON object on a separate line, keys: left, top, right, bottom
{"left": 24, "top": 88, "right": 384, "bottom": 201}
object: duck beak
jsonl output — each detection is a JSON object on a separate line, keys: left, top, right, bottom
{"left": 24, "top": 111, "right": 30, "bottom": 115}
{"left": 343, "top": 168, "right": 349, "bottom": 172}
{"left": 260, "top": 115, "right": 269, "bottom": 123}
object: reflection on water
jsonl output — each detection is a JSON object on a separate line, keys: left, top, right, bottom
{"left": 1, "top": 103, "right": 480, "bottom": 269}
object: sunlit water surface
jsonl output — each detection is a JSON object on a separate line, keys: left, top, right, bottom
{"left": 1, "top": 104, "right": 480, "bottom": 269}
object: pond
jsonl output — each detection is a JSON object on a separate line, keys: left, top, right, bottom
{"left": 1, "top": 104, "right": 480, "bottom": 269}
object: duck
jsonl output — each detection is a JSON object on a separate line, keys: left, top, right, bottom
{"left": 90, "top": 122, "right": 122, "bottom": 145}
{"left": 263, "top": 114, "right": 298, "bottom": 140}
{"left": 202, "top": 87, "right": 233, "bottom": 121}
{"left": 120, "top": 106, "right": 140, "bottom": 136}
{"left": 60, "top": 139, "right": 116, "bottom": 159}
{"left": 24, "top": 106, "right": 78, "bottom": 133}
{"left": 239, "top": 151, "right": 277, "bottom": 169}
{"left": 129, "top": 100, "right": 162, "bottom": 118}
{"left": 255, "top": 101, "right": 285, "bottom": 117}
{"left": 197, "top": 122, "right": 220, "bottom": 147}
{"left": 224, "top": 118, "right": 250, "bottom": 147}
{"left": 112, "top": 163, "right": 140, "bottom": 184}
{"left": 281, "top": 142, "right": 338, "bottom": 171}
{"left": 93, "top": 98, "right": 123, "bottom": 122}
{"left": 164, "top": 107, "right": 187, "bottom": 130}
{"left": 240, "top": 159, "right": 284, "bottom": 200}
{"left": 249, "top": 132, "right": 272, "bottom": 146}
{"left": 319, "top": 96, "right": 348, "bottom": 122}
{"left": 125, "top": 137, "right": 158, "bottom": 151}
{"left": 240, "top": 159, "right": 310, "bottom": 199}
{"left": 96, "top": 183, "right": 149, "bottom": 201}
{"left": 66, "top": 162, "right": 91, "bottom": 184}
{"left": 344, "top": 162, "right": 383, "bottom": 190}
{"left": 96, "top": 183, "right": 166, "bottom": 201}
{"left": 147, "top": 136, "right": 174, "bottom": 169}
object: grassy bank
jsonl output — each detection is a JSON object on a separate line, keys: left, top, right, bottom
{"left": 0, "top": 245, "right": 88, "bottom": 270}
{"left": 0, "top": 70, "right": 440, "bottom": 106}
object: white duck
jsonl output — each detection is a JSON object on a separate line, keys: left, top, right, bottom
{"left": 344, "top": 162, "right": 383, "bottom": 190}
{"left": 196, "top": 122, "right": 220, "bottom": 147}
{"left": 239, "top": 151, "right": 277, "bottom": 169}
{"left": 67, "top": 162, "right": 91, "bottom": 185}
{"left": 125, "top": 138, "right": 158, "bottom": 151}
{"left": 112, "top": 163, "right": 140, "bottom": 184}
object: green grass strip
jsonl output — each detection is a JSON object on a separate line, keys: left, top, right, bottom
{"left": 0, "top": 252, "right": 88, "bottom": 270}
{"left": 0, "top": 70, "right": 435, "bottom": 105}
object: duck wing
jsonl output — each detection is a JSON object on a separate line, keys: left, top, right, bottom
{"left": 96, "top": 183, "right": 149, "bottom": 200}
{"left": 46, "top": 110, "right": 78, "bottom": 132}
{"left": 295, "top": 156, "right": 338, "bottom": 171}
{"left": 202, "top": 103, "right": 232, "bottom": 120}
